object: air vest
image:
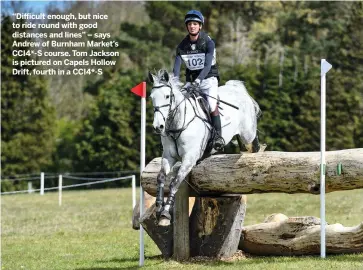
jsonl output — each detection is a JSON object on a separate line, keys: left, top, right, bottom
{"left": 176, "top": 31, "right": 220, "bottom": 82}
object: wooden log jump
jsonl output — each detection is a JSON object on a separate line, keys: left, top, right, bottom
{"left": 139, "top": 148, "right": 363, "bottom": 260}
{"left": 142, "top": 149, "right": 363, "bottom": 196}
{"left": 240, "top": 214, "right": 363, "bottom": 255}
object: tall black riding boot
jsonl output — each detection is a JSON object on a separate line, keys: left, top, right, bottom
{"left": 211, "top": 114, "right": 225, "bottom": 151}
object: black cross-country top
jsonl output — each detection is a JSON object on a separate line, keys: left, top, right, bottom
{"left": 173, "top": 31, "right": 220, "bottom": 82}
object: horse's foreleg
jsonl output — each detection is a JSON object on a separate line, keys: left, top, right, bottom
{"left": 156, "top": 171, "right": 166, "bottom": 214}
{"left": 159, "top": 159, "right": 195, "bottom": 226}
{"left": 156, "top": 155, "right": 176, "bottom": 216}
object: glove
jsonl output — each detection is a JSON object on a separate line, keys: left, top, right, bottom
{"left": 192, "top": 78, "right": 201, "bottom": 88}
{"left": 182, "top": 82, "right": 191, "bottom": 90}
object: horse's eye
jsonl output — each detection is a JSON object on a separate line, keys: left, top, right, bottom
{"left": 166, "top": 95, "right": 170, "bottom": 99}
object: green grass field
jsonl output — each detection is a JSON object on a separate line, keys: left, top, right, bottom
{"left": 2, "top": 188, "right": 363, "bottom": 269}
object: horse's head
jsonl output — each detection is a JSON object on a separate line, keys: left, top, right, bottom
{"left": 149, "top": 70, "right": 179, "bottom": 134}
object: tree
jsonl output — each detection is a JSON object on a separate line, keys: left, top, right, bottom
{"left": 1, "top": 15, "right": 56, "bottom": 188}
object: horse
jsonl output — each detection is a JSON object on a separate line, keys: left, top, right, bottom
{"left": 149, "top": 70, "right": 261, "bottom": 226}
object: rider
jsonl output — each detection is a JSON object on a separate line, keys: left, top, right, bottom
{"left": 173, "top": 10, "right": 224, "bottom": 151}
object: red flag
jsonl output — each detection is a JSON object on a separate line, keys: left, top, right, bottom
{"left": 131, "top": 82, "right": 146, "bottom": 98}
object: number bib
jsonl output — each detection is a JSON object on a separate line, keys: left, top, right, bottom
{"left": 181, "top": 53, "right": 205, "bottom": 70}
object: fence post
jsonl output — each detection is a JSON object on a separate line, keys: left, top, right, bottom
{"left": 173, "top": 180, "right": 190, "bottom": 261}
{"left": 132, "top": 175, "right": 136, "bottom": 209}
{"left": 59, "top": 175, "right": 63, "bottom": 206}
{"left": 40, "top": 172, "right": 44, "bottom": 195}
{"left": 28, "top": 182, "right": 33, "bottom": 193}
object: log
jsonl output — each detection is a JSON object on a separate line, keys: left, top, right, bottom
{"left": 132, "top": 192, "right": 154, "bottom": 230}
{"left": 239, "top": 214, "right": 363, "bottom": 255}
{"left": 139, "top": 204, "right": 173, "bottom": 258}
{"left": 142, "top": 148, "right": 363, "bottom": 196}
{"left": 190, "top": 195, "right": 247, "bottom": 258}
{"left": 140, "top": 195, "right": 247, "bottom": 259}
{"left": 132, "top": 194, "right": 195, "bottom": 230}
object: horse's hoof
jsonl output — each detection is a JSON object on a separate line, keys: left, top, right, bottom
{"left": 155, "top": 205, "right": 163, "bottom": 219}
{"left": 158, "top": 218, "right": 171, "bottom": 226}
{"left": 158, "top": 210, "right": 171, "bottom": 226}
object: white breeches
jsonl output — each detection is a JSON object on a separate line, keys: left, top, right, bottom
{"left": 185, "top": 77, "right": 218, "bottom": 112}
{"left": 199, "top": 77, "right": 218, "bottom": 112}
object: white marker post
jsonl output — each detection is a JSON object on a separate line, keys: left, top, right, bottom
{"left": 40, "top": 172, "right": 44, "bottom": 195}
{"left": 132, "top": 175, "right": 136, "bottom": 209}
{"left": 131, "top": 82, "right": 147, "bottom": 266}
{"left": 320, "top": 59, "right": 332, "bottom": 258}
{"left": 28, "top": 182, "right": 33, "bottom": 193}
{"left": 59, "top": 175, "right": 63, "bottom": 206}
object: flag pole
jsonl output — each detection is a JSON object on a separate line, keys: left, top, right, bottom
{"left": 131, "top": 81, "right": 147, "bottom": 266}
{"left": 139, "top": 91, "right": 146, "bottom": 266}
{"left": 320, "top": 59, "right": 332, "bottom": 259}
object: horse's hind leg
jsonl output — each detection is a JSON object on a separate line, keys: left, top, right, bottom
{"left": 239, "top": 133, "right": 260, "bottom": 153}
{"left": 252, "top": 134, "right": 260, "bottom": 153}
{"left": 236, "top": 135, "right": 245, "bottom": 153}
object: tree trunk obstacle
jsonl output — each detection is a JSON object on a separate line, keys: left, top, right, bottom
{"left": 240, "top": 214, "right": 363, "bottom": 255}
{"left": 142, "top": 149, "right": 363, "bottom": 196}
{"left": 138, "top": 148, "right": 363, "bottom": 260}
{"left": 139, "top": 194, "right": 247, "bottom": 259}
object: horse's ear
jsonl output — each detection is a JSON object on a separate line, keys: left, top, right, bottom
{"left": 148, "top": 71, "right": 154, "bottom": 83}
{"left": 161, "top": 70, "right": 169, "bottom": 83}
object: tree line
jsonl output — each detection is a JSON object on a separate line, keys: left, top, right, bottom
{"left": 1, "top": 1, "right": 362, "bottom": 191}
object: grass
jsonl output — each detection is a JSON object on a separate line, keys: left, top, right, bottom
{"left": 1, "top": 188, "right": 363, "bottom": 269}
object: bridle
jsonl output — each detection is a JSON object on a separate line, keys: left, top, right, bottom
{"left": 152, "top": 83, "right": 175, "bottom": 129}
{"left": 152, "top": 83, "right": 198, "bottom": 139}
{"left": 152, "top": 82, "right": 212, "bottom": 160}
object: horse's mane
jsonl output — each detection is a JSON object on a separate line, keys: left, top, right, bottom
{"left": 153, "top": 69, "right": 183, "bottom": 91}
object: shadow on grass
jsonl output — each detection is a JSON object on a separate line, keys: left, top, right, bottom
{"left": 76, "top": 255, "right": 164, "bottom": 270}
{"left": 76, "top": 253, "right": 363, "bottom": 269}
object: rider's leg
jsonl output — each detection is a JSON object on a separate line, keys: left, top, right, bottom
{"left": 199, "top": 77, "right": 224, "bottom": 150}
{"left": 211, "top": 107, "right": 224, "bottom": 150}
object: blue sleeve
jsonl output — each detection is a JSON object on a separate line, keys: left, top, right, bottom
{"left": 173, "top": 55, "right": 182, "bottom": 79}
{"left": 197, "top": 38, "right": 215, "bottom": 81}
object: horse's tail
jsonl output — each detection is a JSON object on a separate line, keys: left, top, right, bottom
{"left": 225, "top": 80, "right": 261, "bottom": 119}
{"left": 251, "top": 96, "right": 262, "bottom": 119}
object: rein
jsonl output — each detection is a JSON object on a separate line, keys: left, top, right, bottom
{"left": 152, "top": 83, "right": 211, "bottom": 158}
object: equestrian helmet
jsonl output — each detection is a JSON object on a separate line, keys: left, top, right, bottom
{"left": 184, "top": 10, "right": 204, "bottom": 25}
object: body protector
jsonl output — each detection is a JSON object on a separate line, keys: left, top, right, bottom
{"left": 176, "top": 31, "right": 219, "bottom": 82}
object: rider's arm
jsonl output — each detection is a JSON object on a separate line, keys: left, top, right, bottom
{"left": 196, "top": 39, "right": 215, "bottom": 82}
{"left": 173, "top": 55, "right": 182, "bottom": 79}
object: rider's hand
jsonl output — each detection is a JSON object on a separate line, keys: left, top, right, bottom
{"left": 192, "top": 78, "right": 201, "bottom": 88}
{"left": 182, "top": 82, "right": 191, "bottom": 89}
